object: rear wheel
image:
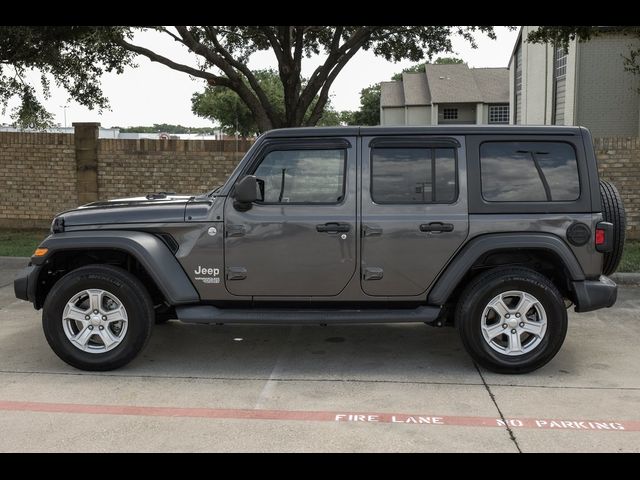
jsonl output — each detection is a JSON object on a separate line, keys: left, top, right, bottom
{"left": 42, "top": 265, "right": 154, "bottom": 371}
{"left": 599, "top": 179, "right": 626, "bottom": 275}
{"left": 456, "top": 267, "right": 567, "bottom": 374}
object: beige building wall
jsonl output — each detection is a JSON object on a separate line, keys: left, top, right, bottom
{"left": 510, "top": 26, "right": 557, "bottom": 125}
{"left": 406, "top": 106, "right": 431, "bottom": 125}
{"left": 381, "top": 107, "right": 405, "bottom": 125}
{"left": 437, "top": 103, "right": 476, "bottom": 124}
{"left": 575, "top": 35, "right": 640, "bottom": 136}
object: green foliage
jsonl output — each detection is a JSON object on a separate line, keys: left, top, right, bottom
{"left": 1, "top": 26, "right": 499, "bottom": 130}
{"left": 0, "top": 229, "right": 49, "bottom": 257}
{"left": 433, "top": 56, "right": 465, "bottom": 64}
{"left": 391, "top": 56, "right": 466, "bottom": 80}
{"left": 348, "top": 83, "right": 381, "bottom": 126}
{"left": 0, "top": 26, "right": 134, "bottom": 128}
{"left": 619, "top": 240, "right": 640, "bottom": 273}
{"left": 115, "top": 124, "right": 214, "bottom": 134}
{"left": 192, "top": 69, "right": 347, "bottom": 135}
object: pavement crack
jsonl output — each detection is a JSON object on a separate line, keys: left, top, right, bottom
{"left": 475, "top": 363, "right": 522, "bottom": 453}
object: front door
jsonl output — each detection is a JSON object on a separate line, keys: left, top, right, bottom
{"left": 224, "top": 137, "right": 357, "bottom": 296}
{"left": 361, "top": 136, "right": 469, "bottom": 296}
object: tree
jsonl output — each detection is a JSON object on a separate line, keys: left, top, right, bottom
{"left": 0, "top": 26, "right": 133, "bottom": 128}
{"left": 0, "top": 26, "right": 498, "bottom": 129}
{"left": 115, "top": 124, "right": 214, "bottom": 134}
{"left": 349, "top": 83, "right": 381, "bottom": 125}
{"left": 391, "top": 56, "right": 466, "bottom": 80}
{"left": 191, "top": 69, "right": 348, "bottom": 136}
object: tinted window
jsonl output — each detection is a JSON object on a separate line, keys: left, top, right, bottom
{"left": 480, "top": 142, "right": 579, "bottom": 202}
{"left": 253, "top": 149, "right": 345, "bottom": 204}
{"left": 371, "top": 147, "right": 457, "bottom": 204}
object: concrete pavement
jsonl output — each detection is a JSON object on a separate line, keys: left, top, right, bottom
{"left": 1, "top": 258, "right": 639, "bottom": 452}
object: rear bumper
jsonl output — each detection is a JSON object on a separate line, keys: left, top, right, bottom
{"left": 572, "top": 275, "right": 618, "bottom": 313}
{"left": 14, "top": 264, "right": 41, "bottom": 306}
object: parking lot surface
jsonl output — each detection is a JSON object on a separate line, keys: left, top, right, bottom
{"left": 1, "top": 257, "right": 639, "bottom": 452}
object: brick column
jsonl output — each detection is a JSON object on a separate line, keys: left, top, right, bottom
{"left": 73, "top": 122, "right": 100, "bottom": 205}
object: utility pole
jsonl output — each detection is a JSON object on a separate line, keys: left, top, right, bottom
{"left": 59, "top": 105, "right": 69, "bottom": 128}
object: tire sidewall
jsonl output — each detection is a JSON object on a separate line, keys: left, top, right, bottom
{"left": 458, "top": 273, "right": 567, "bottom": 373}
{"left": 43, "top": 266, "right": 153, "bottom": 370}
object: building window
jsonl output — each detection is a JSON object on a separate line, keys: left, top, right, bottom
{"left": 552, "top": 44, "right": 568, "bottom": 125}
{"left": 443, "top": 108, "right": 458, "bottom": 120}
{"left": 514, "top": 43, "right": 522, "bottom": 124}
{"left": 489, "top": 105, "right": 510, "bottom": 124}
{"left": 554, "top": 45, "right": 567, "bottom": 78}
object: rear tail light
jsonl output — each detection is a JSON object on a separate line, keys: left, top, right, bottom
{"left": 595, "top": 222, "right": 613, "bottom": 253}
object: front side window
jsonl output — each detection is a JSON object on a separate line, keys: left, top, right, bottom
{"left": 371, "top": 147, "right": 457, "bottom": 204}
{"left": 480, "top": 142, "right": 579, "bottom": 202}
{"left": 252, "top": 149, "right": 345, "bottom": 204}
{"left": 443, "top": 108, "right": 458, "bottom": 120}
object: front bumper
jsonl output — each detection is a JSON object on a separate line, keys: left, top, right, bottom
{"left": 572, "top": 275, "right": 618, "bottom": 313}
{"left": 14, "top": 264, "right": 41, "bottom": 306}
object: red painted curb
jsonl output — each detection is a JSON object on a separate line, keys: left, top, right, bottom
{"left": 1, "top": 400, "right": 638, "bottom": 433}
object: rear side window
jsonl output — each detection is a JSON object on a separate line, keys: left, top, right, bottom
{"left": 480, "top": 142, "right": 579, "bottom": 202}
{"left": 371, "top": 147, "right": 457, "bottom": 204}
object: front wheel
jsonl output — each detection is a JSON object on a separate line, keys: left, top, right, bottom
{"left": 42, "top": 265, "right": 154, "bottom": 371}
{"left": 455, "top": 267, "right": 567, "bottom": 374}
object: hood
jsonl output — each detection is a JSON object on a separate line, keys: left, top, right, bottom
{"left": 58, "top": 194, "right": 195, "bottom": 227}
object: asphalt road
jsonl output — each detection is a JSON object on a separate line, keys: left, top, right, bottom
{"left": 1, "top": 257, "right": 639, "bottom": 452}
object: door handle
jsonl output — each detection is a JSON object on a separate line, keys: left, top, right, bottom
{"left": 419, "top": 222, "right": 454, "bottom": 233}
{"left": 316, "top": 222, "right": 351, "bottom": 233}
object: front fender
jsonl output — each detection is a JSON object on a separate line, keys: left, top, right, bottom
{"left": 33, "top": 230, "right": 200, "bottom": 305}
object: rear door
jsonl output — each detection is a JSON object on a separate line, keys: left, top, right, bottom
{"left": 360, "top": 136, "right": 469, "bottom": 296}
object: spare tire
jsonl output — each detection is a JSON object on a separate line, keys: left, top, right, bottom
{"left": 599, "top": 179, "right": 626, "bottom": 275}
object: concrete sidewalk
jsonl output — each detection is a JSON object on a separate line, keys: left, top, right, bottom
{"left": 0, "top": 261, "right": 639, "bottom": 452}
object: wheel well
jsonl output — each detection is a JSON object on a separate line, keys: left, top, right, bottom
{"left": 35, "top": 249, "right": 168, "bottom": 310}
{"left": 444, "top": 248, "right": 574, "bottom": 308}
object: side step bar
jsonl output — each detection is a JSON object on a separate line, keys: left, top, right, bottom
{"left": 176, "top": 305, "right": 441, "bottom": 325}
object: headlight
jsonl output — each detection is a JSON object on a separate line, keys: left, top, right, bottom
{"left": 51, "top": 216, "right": 65, "bottom": 234}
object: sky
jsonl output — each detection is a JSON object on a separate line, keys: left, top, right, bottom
{"left": 1, "top": 27, "right": 519, "bottom": 128}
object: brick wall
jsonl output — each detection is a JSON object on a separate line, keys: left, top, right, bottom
{"left": 0, "top": 132, "right": 76, "bottom": 228}
{"left": 1, "top": 126, "right": 639, "bottom": 240}
{"left": 594, "top": 137, "right": 640, "bottom": 240}
{"left": 97, "top": 138, "right": 250, "bottom": 200}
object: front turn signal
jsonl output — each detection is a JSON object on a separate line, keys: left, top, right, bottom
{"left": 33, "top": 248, "right": 48, "bottom": 257}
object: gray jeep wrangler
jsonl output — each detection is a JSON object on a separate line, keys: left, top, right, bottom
{"left": 14, "top": 126, "right": 624, "bottom": 374}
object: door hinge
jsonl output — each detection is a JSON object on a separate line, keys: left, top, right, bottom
{"left": 226, "top": 224, "right": 246, "bottom": 237}
{"left": 226, "top": 267, "right": 247, "bottom": 280}
{"left": 362, "top": 224, "right": 383, "bottom": 237}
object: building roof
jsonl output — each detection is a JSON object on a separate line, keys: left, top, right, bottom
{"left": 402, "top": 72, "right": 431, "bottom": 105}
{"left": 425, "top": 64, "right": 483, "bottom": 103}
{"left": 380, "top": 81, "right": 405, "bottom": 107}
{"left": 471, "top": 68, "right": 510, "bottom": 104}
{"left": 380, "top": 63, "right": 509, "bottom": 108}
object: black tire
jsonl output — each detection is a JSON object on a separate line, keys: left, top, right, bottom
{"left": 42, "top": 265, "right": 154, "bottom": 371}
{"left": 455, "top": 267, "right": 567, "bottom": 374}
{"left": 599, "top": 179, "right": 626, "bottom": 275}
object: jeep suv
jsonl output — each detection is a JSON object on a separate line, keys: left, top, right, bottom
{"left": 14, "top": 126, "right": 624, "bottom": 373}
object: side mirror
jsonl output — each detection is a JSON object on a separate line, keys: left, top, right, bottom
{"left": 233, "top": 175, "right": 262, "bottom": 211}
